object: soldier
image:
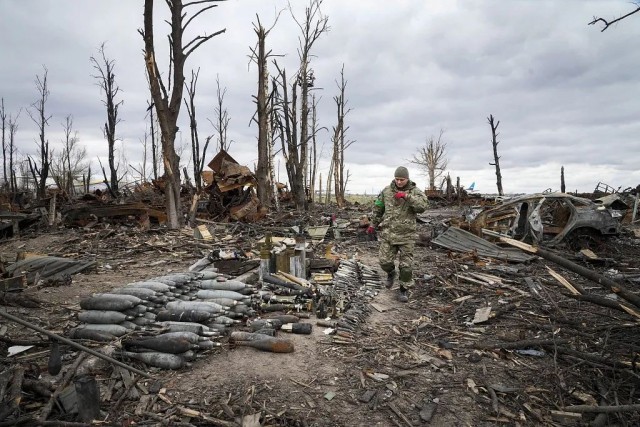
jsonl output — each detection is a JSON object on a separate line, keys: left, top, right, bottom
{"left": 367, "top": 166, "right": 429, "bottom": 302}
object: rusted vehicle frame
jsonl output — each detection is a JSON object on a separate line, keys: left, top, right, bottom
{"left": 469, "top": 193, "right": 622, "bottom": 246}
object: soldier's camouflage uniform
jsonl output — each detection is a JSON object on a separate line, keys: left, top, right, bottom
{"left": 371, "top": 179, "right": 429, "bottom": 288}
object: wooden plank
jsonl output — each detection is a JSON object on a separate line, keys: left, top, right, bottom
{"left": 119, "top": 367, "right": 140, "bottom": 399}
{"left": 194, "top": 225, "right": 213, "bottom": 241}
{"left": 370, "top": 303, "right": 389, "bottom": 313}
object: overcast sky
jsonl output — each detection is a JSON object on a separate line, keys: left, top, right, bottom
{"left": 1, "top": 0, "right": 639, "bottom": 195}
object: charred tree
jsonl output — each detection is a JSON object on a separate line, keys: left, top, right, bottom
{"left": 140, "top": 0, "right": 226, "bottom": 229}
{"left": 212, "top": 75, "right": 231, "bottom": 153}
{"left": 273, "top": 65, "right": 302, "bottom": 207}
{"left": 250, "top": 16, "right": 279, "bottom": 207}
{"left": 7, "top": 112, "right": 19, "bottom": 193}
{"left": 51, "top": 115, "right": 87, "bottom": 195}
{"left": 331, "top": 66, "right": 353, "bottom": 208}
{"left": 184, "top": 68, "right": 211, "bottom": 193}
{"left": 274, "top": 0, "right": 328, "bottom": 210}
{"left": 91, "top": 43, "right": 123, "bottom": 195}
{"left": 292, "top": 0, "right": 328, "bottom": 208}
{"left": 146, "top": 99, "right": 159, "bottom": 181}
{"left": 411, "top": 129, "right": 447, "bottom": 191}
{"left": 561, "top": 166, "right": 566, "bottom": 193}
{"left": 487, "top": 114, "right": 504, "bottom": 196}
{"left": 1, "top": 98, "right": 6, "bottom": 189}
{"left": 26, "top": 67, "right": 52, "bottom": 201}
{"left": 269, "top": 76, "right": 281, "bottom": 211}
{"left": 308, "top": 94, "right": 322, "bottom": 204}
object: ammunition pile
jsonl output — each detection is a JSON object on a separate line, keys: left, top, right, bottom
{"left": 71, "top": 267, "right": 263, "bottom": 369}
{"left": 319, "top": 260, "right": 381, "bottom": 345}
{"left": 69, "top": 253, "right": 383, "bottom": 368}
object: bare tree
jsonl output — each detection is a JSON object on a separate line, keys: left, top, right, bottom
{"left": 589, "top": 5, "right": 640, "bottom": 31}
{"left": 145, "top": 99, "right": 160, "bottom": 181}
{"left": 130, "top": 132, "right": 150, "bottom": 184}
{"left": 274, "top": 0, "right": 329, "bottom": 209}
{"left": 7, "top": 112, "right": 20, "bottom": 193}
{"left": 91, "top": 43, "right": 123, "bottom": 195}
{"left": 293, "top": 0, "right": 328, "bottom": 207}
{"left": 308, "top": 94, "right": 324, "bottom": 204}
{"left": 269, "top": 75, "right": 281, "bottom": 211}
{"left": 27, "top": 66, "right": 52, "bottom": 201}
{"left": 140, "top": 0, "right": 226, "bottom": 229}
{"left": 273, "top": 64, "right": 304, "bottom": 208}
{"left": 410, "top": 129, "right": 448, "bottom": 191}
{"left": 331, "top": 66, "right": 354, "bottom": 207}
{"left": 487, "top": 114, "right": 504, "bottom": 196}
{"left": 51, "top": 115, "right": 88, "bottom": 195}
{"left": 184, "top": 68, "right": 211, "bottom": 193}
{"left": 212, "top": 75, "right": 231, "bottom": 152}
{"left": 0, "top": 98, "right": 6, "bottom": 188}
{"left": 250, "top": 16, "right": 279, "bottom": 207}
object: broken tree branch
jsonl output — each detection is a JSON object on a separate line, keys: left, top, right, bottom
{"left": 472, "top": 338, "right": 569, "bottom": 350}
{"left": 500, "top": 237, "right": 640, "bottom": 309}
{"left": 563, "top": 403, "right": 640, "bottom": 413}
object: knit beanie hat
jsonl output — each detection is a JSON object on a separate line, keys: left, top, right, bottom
{"left": 394, "top": 166, "right": 409, "bottom": 179}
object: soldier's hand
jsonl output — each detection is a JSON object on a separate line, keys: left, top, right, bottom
{"left": 394, "top": 191, "right": 407, "bottom": 199}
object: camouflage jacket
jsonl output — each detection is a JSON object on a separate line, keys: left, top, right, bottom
{"left": 371, "top": 180, "right": 429, "bottom": 244}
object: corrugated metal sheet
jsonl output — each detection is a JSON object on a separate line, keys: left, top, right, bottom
{"left": 432, "top": 227, "right": 535, "bottom": 263}
{"left": 7, "top": 256, "right": 96, "bottom": 284}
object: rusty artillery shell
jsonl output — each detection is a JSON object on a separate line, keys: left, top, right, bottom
{"left": 230, "top": 332, "right": 294, "bottom": 353}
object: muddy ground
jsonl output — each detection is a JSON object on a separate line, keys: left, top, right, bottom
{"left": 1, "top": 206, "right": 640, "bottom": 426}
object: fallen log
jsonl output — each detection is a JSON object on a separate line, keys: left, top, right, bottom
{"left": 563, "top": 404, "right": 640, "bottom": 413}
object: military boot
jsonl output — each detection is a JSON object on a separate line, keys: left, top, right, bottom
{"left": 397, "top": 286, "right": 408, "bottom": 303}
{"left": 385, "top": 270, "right": 396, "bottom": 289}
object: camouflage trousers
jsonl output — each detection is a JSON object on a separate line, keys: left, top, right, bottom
{"left": 378, "top": 240, "right": 415, "bottom": 288}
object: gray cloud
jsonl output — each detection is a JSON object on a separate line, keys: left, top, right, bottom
{"left": 1, "top": 0, "right": 639, "bottom": 195}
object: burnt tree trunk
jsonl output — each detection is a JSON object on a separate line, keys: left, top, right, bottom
{"left": 140, "top": 0, "right": 225, "bottom": 229}
{"left": 91, "top": 44, "right": 122, "bottom": 195}
{"left": 487, "top": 114, "right": 504, "bottom": 196}
{"left": 254, "top": 19, "right": 272, "bottom": 207}
{"left": 27, "top": 68, "right": 51, "bottom": 201}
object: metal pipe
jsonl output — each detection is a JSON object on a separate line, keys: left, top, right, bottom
{"left": 0, "top": 309, "right": 152, "bottom": 379}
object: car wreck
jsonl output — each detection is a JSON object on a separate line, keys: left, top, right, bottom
{"left": 461, "top": 193, "right": 624, "bottom": 247}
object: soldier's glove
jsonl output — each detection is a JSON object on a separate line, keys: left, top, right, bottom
{"left": 366, "top": 226, "right": 375, "bottom": 234}
{"left": 394, "top": 191, "right": 407, "bottom": 199}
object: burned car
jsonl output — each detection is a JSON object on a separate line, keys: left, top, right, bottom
{"left": 464, "top": 193, "right": 623, "bottom": 247}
